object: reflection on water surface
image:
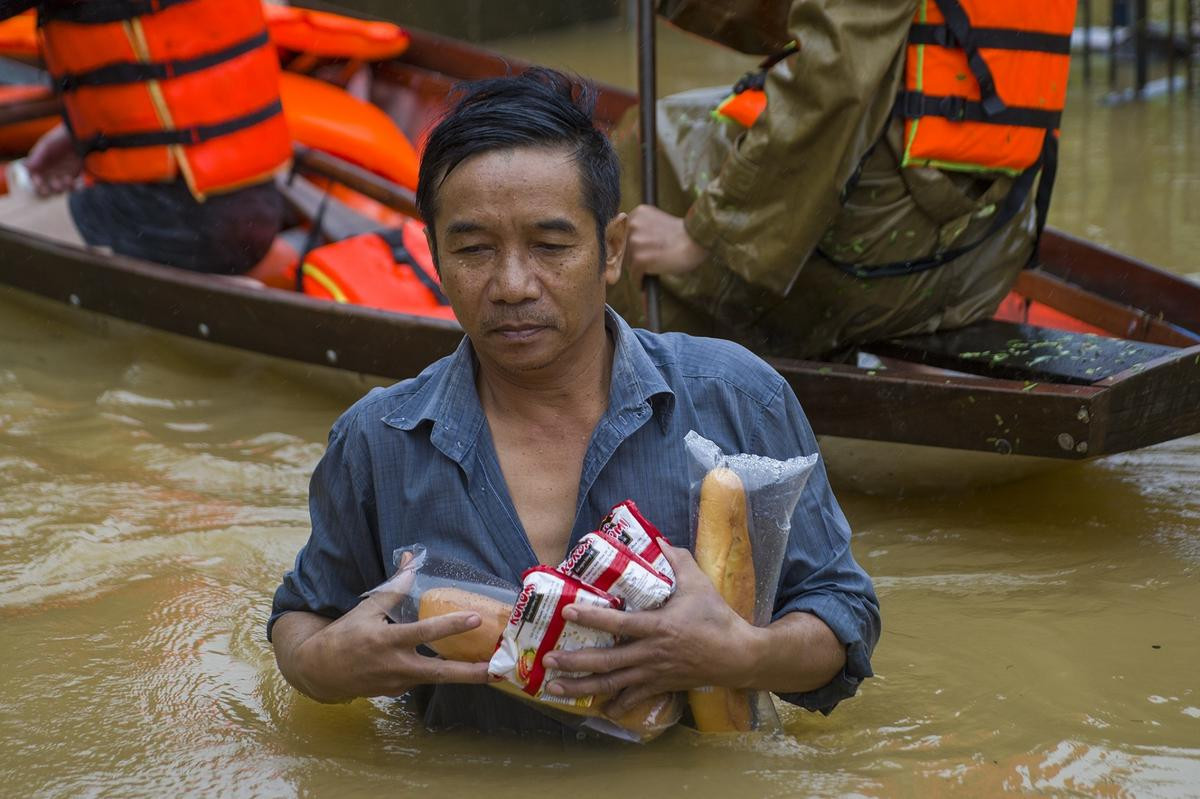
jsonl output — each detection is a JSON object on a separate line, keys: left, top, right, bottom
{"left": 1, "top": 16, "right": 1198, "bottom": 799}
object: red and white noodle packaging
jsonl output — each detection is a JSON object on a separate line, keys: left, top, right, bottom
{"left": 489, "top": 511, "right": 678, "bottom": 706}
{"left": 561, "top": 531, "right": 674, "bottom": 610}
{"left": 598, "top": 500, "right": 673, "bottom": 580}
{"left": 488, "top": 567, "right": 622, "bottom": 709}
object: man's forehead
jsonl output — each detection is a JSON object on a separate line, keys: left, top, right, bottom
{"left": 444, "top": 143, "right": 579, "bottom": 184}
{"left": 435, "top": 144, "right": 589, "bottom": 224}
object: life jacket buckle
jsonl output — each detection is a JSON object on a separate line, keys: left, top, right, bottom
{"left": 937, "top": 96, "right": 967, "bottom": 121}
{"left": 981, "top": 93, "right": 1007, "bottom": 117}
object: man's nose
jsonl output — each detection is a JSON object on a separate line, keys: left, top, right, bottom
{"left": 489, "top": 247, "right": 540, "bottom": 304}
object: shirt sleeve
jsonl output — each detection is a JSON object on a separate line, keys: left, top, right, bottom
{"left": 752, "top": 379, "right": 882, "bottom": 713}
{"left": 684, "top": 0, "right": 917, "bottom": 295}
{"left": 267, "top": 418, "right": 389, "bottom": 640}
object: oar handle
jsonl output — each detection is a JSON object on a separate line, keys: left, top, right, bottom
{"left": 0, "top": 96, "right": 61, "bottom": 127}
{"left": 292, "top": 144, "right": 420, "bottom": 219}
{"left": 636, "top": 0, "right": 662, "bottom": 332}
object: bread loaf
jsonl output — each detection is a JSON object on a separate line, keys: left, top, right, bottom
{"left": 418, "top": 586, "right": 510, "bottom": 662}
{"left": 689, "top": 466, "right": 755, "bottom": 732}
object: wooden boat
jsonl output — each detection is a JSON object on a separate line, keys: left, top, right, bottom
{"left": 1, "top": 24, "right": 1198, "bottom": 491}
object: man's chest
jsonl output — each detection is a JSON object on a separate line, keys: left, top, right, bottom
{"left": 490, "top": 426, "right": 591, "bottom": 565}
{"left": 370, "top": 431, "right": 695, "bottom": 585}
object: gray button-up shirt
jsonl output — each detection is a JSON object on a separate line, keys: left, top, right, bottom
{"left": 270, "top": 309, "right": 880, "bottom": 733}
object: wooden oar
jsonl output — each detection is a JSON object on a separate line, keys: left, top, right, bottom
{"left": 291, "top": 144, "right": 420, "bottom": 219}
{"left": 0, "top": 95, "right": 60, "bottom": 127}
{"left": 636, "top": 0, "right": 663, "bottom": 332}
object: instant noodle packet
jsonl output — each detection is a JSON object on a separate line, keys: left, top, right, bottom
{"left": 598, "top": 500, "right": 673, "bottom": 579}
{"left": 487, "top": 566, "right": 623, "bottom": 710}
{"left": 559, "top": 531, "right": 673, "bottom": 611}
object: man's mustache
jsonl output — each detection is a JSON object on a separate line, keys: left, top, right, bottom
{"left": 481, "top": 310, "right": 558, "bottom": 331}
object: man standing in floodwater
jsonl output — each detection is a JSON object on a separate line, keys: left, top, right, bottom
{"left": 268, "top": 68, "right": 879, "bottom": 736}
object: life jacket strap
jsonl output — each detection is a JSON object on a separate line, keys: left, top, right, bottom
{"left": 728, "top": 40, "right": 798, "bottom": 96}
{"left": 376, "top": 228, "right": 451, "bottom": 306}
{"left": 39, "top": 0, "right": 195, "bottom": 25}
{"left": 76, "top": 99, "right": 283, "bottom": 154}
{"left": 907, "top": 24, "right": 1072, "bottom": 55}
{"left": 819, "top": 130, "right": 1058, "bottom": 279}
{"left": 929, "top": 0, "right": 1006, "bottom": 116}
{"left": 896, "top": 91, "right": 1062, "bottom": 130}
{"left": 56, "top": 30, "right": 270, "bottom": 92}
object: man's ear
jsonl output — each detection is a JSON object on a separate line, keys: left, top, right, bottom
{"left": 603, "top": 212, "right": 628, "bottom": 286}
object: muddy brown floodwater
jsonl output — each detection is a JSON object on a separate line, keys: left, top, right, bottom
{"left": 1, "top": 17, "right": 1198, "bottom": 799}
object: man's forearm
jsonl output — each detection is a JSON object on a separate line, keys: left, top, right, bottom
{"left": 739, "top": 611, "right": 846, "bottom": 694}
{"left": 271, "top": 610, "right": 349, "bottom": 703}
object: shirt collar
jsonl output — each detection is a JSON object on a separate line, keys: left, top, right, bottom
{"left": 380, "top": 306, "right": 675, "bottom": 448}
{"left": 604, "top": 306, "right": 675, "bottom": 432}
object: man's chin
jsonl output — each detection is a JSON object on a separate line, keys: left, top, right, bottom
{"left": 477, "top": 336, "right": 557, "bottom": 374}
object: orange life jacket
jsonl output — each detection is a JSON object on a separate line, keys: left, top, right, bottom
{"left": 712, "top": 40, "right": 796, "bottom": 128}
{"left": 278, "top": 71, "right": 420, "bottom": 191}
{"left": 0, "top": 10, "right": 36, "bottom": 57}
{"left": 262, "top": 5, "right": 410, "bottom": 61}
{"left": 897, "top": 0, "right": 1076, "bottom": 174}
{"left": 297, "top": 221, "right": 457, "bottom": 321}
{"left": 39, "top": 0, "right": 292, "bottom": 201}
{"left": 714, "top": 2, "right": 1075, "bottom": 175}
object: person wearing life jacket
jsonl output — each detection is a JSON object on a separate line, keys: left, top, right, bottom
{"left": 0, "top": 0, "right": 291, "bottom": 276}
{"left": 609, "top": 0, "right": 1076, "bottom": 359}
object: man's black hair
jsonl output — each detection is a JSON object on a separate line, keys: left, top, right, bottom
{"left": 416, "top": 67, "right": 621, "bottom": 266}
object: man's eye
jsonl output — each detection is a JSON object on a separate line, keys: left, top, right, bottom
{"left": 454, "top": 244, "right": 490, "bottom": 255}
{"left": 536, "top": 242, "right": 569, "bottom": 252}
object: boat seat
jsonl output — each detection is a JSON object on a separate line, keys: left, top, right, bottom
{"left": 869, "top": 319, "right": 1177, "bottom": 385}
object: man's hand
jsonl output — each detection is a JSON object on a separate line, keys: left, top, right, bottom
{"left": 25, "top": 123, "right": 83, "bottom": 197}
{"left": 622, "top": 204, "right": 710, "bottom": 286}
{"left": 272, "top": 593, "right": 493, "bottom": 704}
{"left": 541, "top": 544, "right": 763, "bottom": 718}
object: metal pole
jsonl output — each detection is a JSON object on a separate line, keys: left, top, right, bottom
{"left": 1083, "top": 0, "right": 1093, "bottom": 83}
{"left": 1168, "top": 0, "right": 1177, "bottom": 93}
{"left": 1188, "top": 0, "right": 1196, "bottom": 93}
{"left": 1109, "top": 0, "right": 1119, "bottom": 92}
{"left": 1134, "top": 0, "right": 1148, "bottom": 96}
{"left": 636, "top": 0, "right": 663, "bottom": 332}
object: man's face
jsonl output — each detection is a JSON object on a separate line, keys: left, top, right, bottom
{"left": 430, "top": 145, "right": 626, "bottom": 376}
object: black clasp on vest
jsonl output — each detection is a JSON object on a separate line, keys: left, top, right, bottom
{"left": 898, "top": 92, "right": 967, "bottom": 122}
{"left": 980, "top": 93, "right": 1007, "bottom": 117}
{"left": 937, "top": 96, "right": 967, "bottom": 121}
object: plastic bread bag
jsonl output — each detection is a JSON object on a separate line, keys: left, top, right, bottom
{"left": 365, "top": 544, "right": 683, "bottom": 742}
{"left": 683, "top": 430, "right": 819, "bottom": 733}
